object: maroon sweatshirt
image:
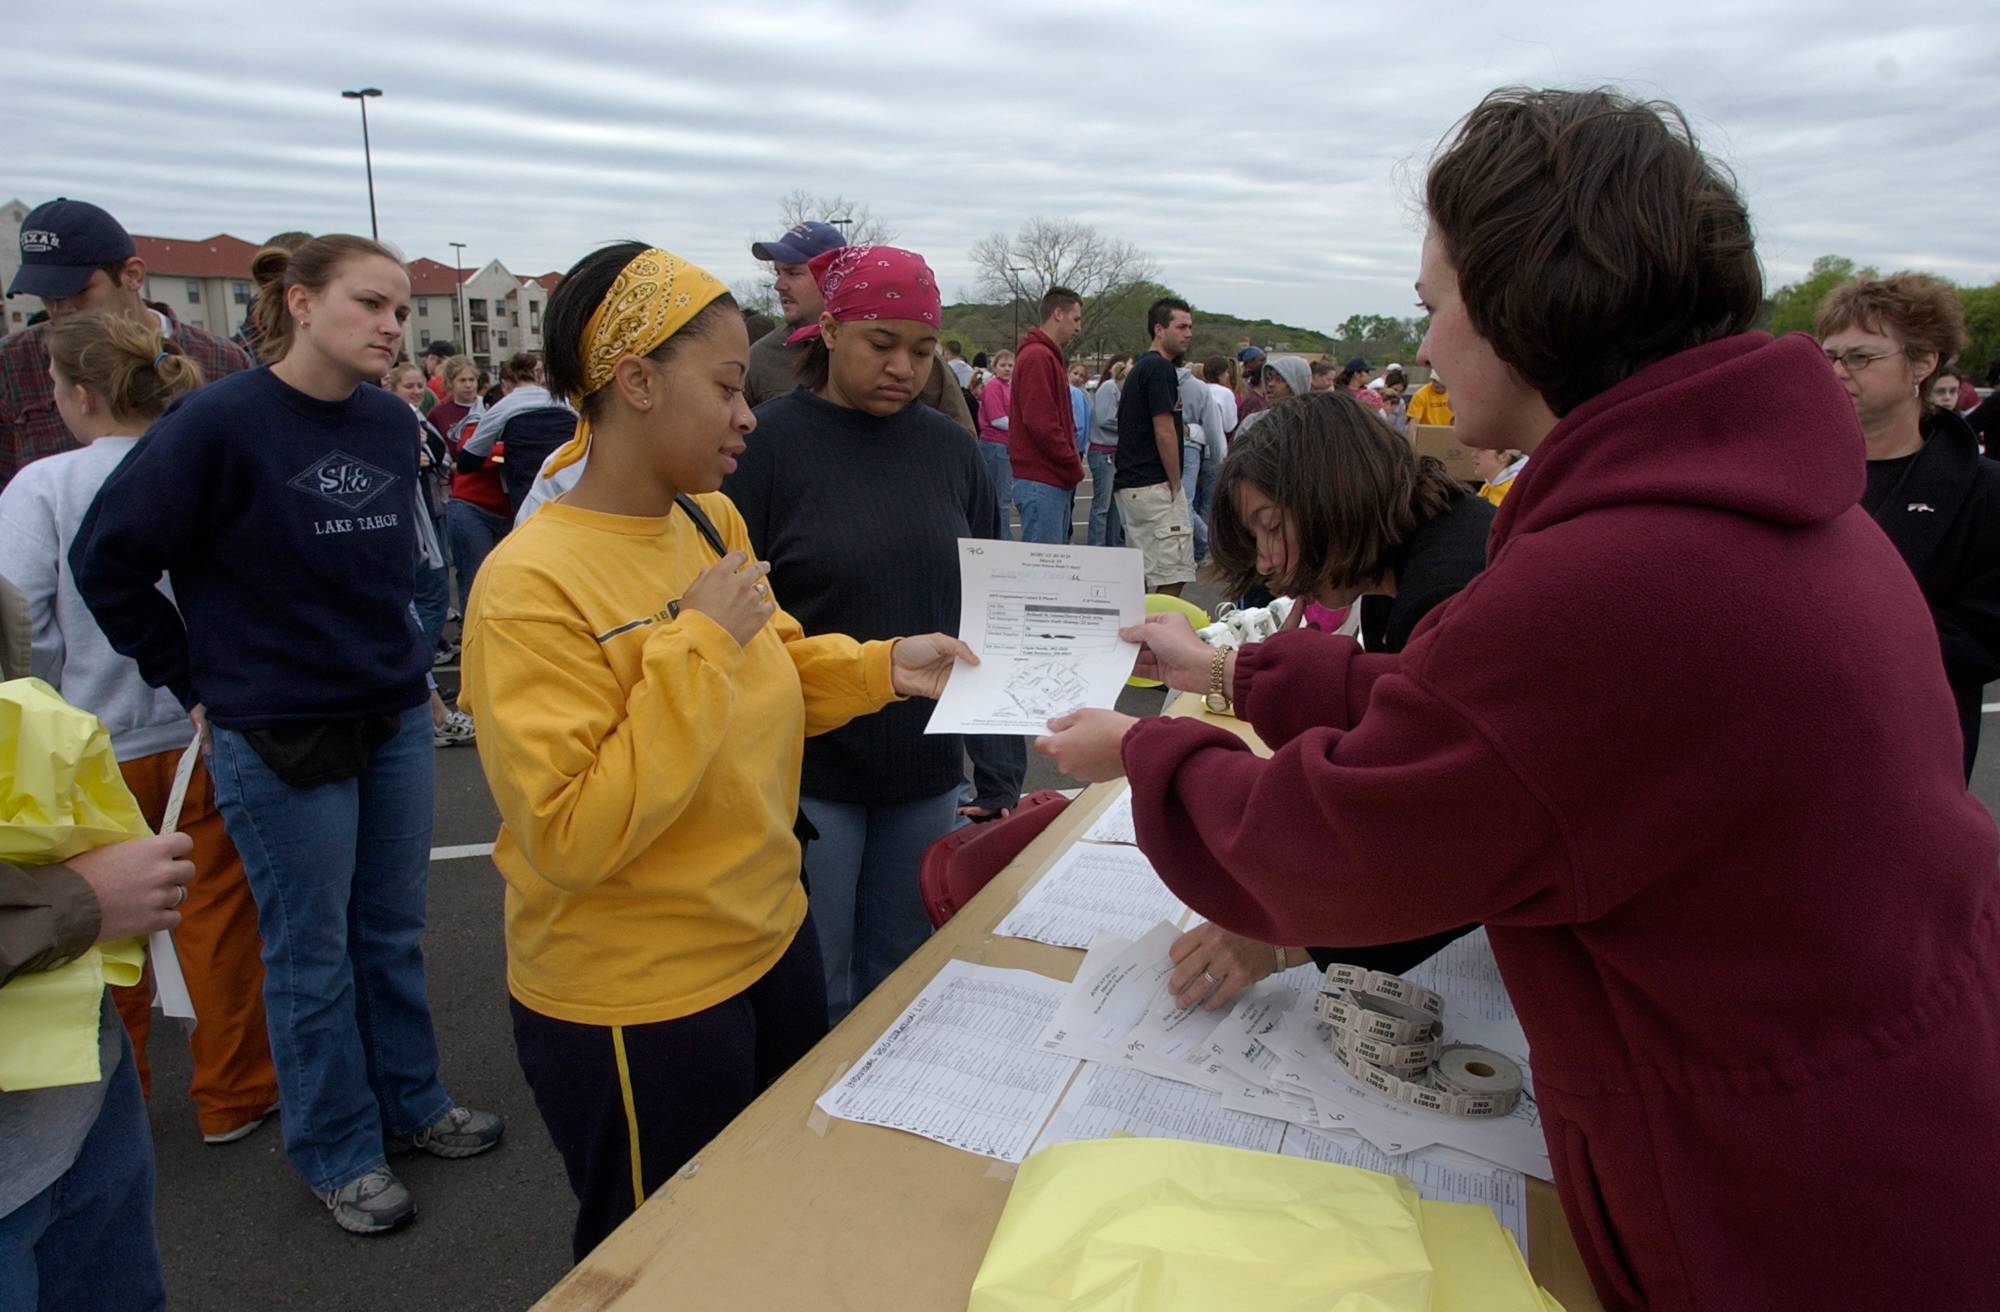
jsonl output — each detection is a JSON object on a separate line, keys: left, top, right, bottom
{"left": 1008, "top": 328, "right": 1083, "bottom": 490}
{"left": 1122, "top": 332, "right": 2000, "bottom": 1312}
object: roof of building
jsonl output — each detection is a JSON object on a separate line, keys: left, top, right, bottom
{"left": 133, "top": 233, "right": 262, "bottom": 280}
{"left": 406, "top": 257, "right": 474, "bottom": 296}
{"left": 527, "top": 273, "right": 562, "bottom": 292}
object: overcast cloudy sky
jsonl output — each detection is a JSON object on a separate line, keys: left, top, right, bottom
{"left": 9, "top": 0, "right": 1991, "bottom": 332}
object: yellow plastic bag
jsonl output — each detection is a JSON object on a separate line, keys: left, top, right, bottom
{"left": 968, "top": 1137, "right": 1562, "bottom": 1312}
{"left": 969, "top": 1137, "right": 1435, "bottom": 1311}
{"left": 0, "top": 678, "right": 150, "bottom": 1091}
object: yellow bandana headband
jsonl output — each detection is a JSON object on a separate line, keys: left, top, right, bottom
{"left": 541, "top": 246, "right": 729, "bottom": 477}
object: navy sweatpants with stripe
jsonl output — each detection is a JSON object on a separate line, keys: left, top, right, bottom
{"left": 509, "top": 915, "right": 829, "bottom": 1262}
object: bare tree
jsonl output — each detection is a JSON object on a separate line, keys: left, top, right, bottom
{"left": 729, "top": 276, "right": 777, "bottom": 317}
{"left": 970, "top": 218, "right": 1158, "bottom": 359}
{"left": 775, "top": 190, "right": 896, "bottom": 245}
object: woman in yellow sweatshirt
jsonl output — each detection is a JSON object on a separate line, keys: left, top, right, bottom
{"left": 457, "top": 243, "right": 972, "bottom": 1261}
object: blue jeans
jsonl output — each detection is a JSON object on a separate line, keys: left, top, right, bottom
{"left": 1181, "top": 441, "right": 1209, "bottom": 559}
{"left": 208, "top": 703, "right": 452, "bottom": 1194}
{"left": 800, "top": 787, "right": 960, "bottom": 1024}
{"left": 413, "top": 559, "right": 449, "bottom": 656}
{"left": 1013, "top": 477, "right": 1073, "bottom": 544}
{"left": 446, "top": 500, "right": 510, "bottom": 612}
{"left": 0, "top": 1022, "right": 164, "bottom": 1312}
{"left": 978, "top": 441, "right": 1014, "bottom": 540}
{"left": 1087, "top": 448, "right": 1121, "bottom": 546}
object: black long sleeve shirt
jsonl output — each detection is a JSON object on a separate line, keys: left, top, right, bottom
{"left": 726, "top": 385, "right": 1023, "bottom": 808}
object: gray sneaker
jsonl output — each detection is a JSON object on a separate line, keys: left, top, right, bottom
{"left": 396, "top": 1105, "right": 504, "bottom": 1160}
{"left": 320, "top": 1167, "right": 414, "bottom": 1235}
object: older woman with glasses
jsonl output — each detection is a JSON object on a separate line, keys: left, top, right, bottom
{"left": 1819, "top": 273, "right": 2000, "bottom": 779}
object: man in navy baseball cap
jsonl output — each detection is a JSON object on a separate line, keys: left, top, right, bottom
{"left": 744, "top": 220, "right": 851, "bottom": 409}
{"left": 749, "top": 219, "right": 847, "bottom": 267}
{"left": 8, "top": 198, "right": 140, "bottom": 308}
{"left": 1, "top": 198, "right": 252, "bottom": 485}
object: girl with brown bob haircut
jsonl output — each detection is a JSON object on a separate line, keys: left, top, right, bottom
{"left": 1207, "top": 390, "right": 1488, "bottom": 650}
{"left": 1038, "top": 86, "right": 2000, "bottom": 1310}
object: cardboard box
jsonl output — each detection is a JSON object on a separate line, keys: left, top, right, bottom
{"left": 1409, "top": 422, "right": 1481, "bottom": 486}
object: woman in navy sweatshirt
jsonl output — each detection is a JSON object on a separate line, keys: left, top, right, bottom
{"left": 71, "top": 234, "right": 500, "bottom": 1237}
{"left": 724, "top": 244, "right": 1024, "bottom": 1025}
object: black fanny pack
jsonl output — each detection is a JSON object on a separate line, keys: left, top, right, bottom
{"left": 242, "top": 715, "right": 401, "bottom": 789}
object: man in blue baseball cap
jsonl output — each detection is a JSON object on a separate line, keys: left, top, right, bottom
{"left": 1, "top": 199, "right": 251, "bottom": 486}
{"left": 1235, "top": 344, "right": 1269, "bottom": 427}
{"left": 743, "top": 221, "right": 853, "bottom": 408}
{"left": 741, "top": 219, "right": 974, "bottom": 433}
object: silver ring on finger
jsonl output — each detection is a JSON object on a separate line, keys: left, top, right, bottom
{"left": 754, "top": 582, "right": 769, "bottom": 597}
{"left": 1200, "top": 969, "right": 1221, "bottom": 987}
{"left": 173, "top": 884, "right": 189, "bottom": 910}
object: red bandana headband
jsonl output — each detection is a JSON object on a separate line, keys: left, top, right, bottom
{"left": 785, "top": 244, "right": 944, "bottom": 345}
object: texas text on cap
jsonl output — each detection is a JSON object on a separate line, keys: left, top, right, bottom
{"left": 8, "top": 198, "right": 136, "bottom": 300}
{"left": 750, "top": 221, "right": 848, "bottom": 265}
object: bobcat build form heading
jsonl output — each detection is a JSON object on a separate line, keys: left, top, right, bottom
{"left": 926, "top": 540, "right": 1147, "bottom": 736}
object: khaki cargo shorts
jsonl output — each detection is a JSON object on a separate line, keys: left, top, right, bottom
{"left": 1114, "top": 482, "right": 1197, "bottom": 589}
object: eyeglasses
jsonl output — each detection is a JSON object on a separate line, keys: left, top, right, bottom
{"left": 1823, "top": 347, "right": 1897, "bottom": 373}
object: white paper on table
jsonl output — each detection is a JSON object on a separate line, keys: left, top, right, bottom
{"left": 925, "top": 539, "right": 1144, "bottom": 734}
{"left": 1033, "top": 920, "right": 1229, "bottom": 1089}
{"left": 1281, "top": 1126, "right": 1530, "bottom": 1258}
{"left": 1030, "top": 1061, "right": 1287, "bottom": 1157}
{"left": 1037, "top": 932, "right": 1146, "bottom": 1064}
{"left": 814, "top": 960, "right": 1079, "bottom": 1163}
{"left": 1079, "top": 785, "right": 1136, "bottom": 845}
{"left": 147, "top": 739, "right": 201, "bottom": 1022}
{"left": 995, "top": 844, "right": 1188, "bottom": 950}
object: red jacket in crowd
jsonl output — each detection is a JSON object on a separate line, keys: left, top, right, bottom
{"left": 1007, "top": 328, "right": 1083, "bottom": 491}
{"left": 1122, "top": 332, "right": 2000, "bottom": 1312}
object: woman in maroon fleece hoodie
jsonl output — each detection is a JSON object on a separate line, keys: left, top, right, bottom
{"left": 1037, "top": 89, "right": 2000, "bottom": 1312}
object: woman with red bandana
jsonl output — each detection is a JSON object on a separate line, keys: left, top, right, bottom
{"left": 725, "top": 245, "right": 1023, "bottom": 1025}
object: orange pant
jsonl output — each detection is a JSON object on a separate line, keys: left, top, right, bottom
{"left": 110, "top": 747, "right": 280, "bottom": 1138}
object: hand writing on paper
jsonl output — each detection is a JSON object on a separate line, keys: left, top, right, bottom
{"left": 1168, "top": 923, "right": 1297, "bottom": 1011}
{"left": 891, "top": 634, "right": 978, "bottom": 699}
{"left": 1033, "top": 709, "right": 1137, "bottom": 782}
{"left": 1121, "top": 614, "right": 1215, "bottom": 694}
{"left": 68, "top": 832, "right": 196, "bottom": 941}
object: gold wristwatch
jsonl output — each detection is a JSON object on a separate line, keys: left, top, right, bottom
{"left": 1204, "top": 647, "right": 1231, "bottom": 713}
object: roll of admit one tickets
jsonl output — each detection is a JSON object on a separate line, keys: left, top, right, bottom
{"left": 1316, "top": 963, "right": 1524, "bottom": 1118}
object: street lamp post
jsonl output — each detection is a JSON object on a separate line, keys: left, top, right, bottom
{"left": 339, "top": 88, "right": 383, "bottom": 240}
{"left": 449, "top": 241, "right": 468, "bottom": 361}
{"left": 1008, "top": 265, "right": 1028, "bottom": 347}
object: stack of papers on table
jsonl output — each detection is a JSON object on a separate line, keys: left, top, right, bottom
{"left": 992, "top": 842, "right": 1189, "bottom": 949}
{"left": 1032, "top": 921, "right": 1547, "bottom": 1253}
{"left": 813, "top": 961, "right": 1079, "bottom": 1163}
{"left": 818, "top": 854, "right": 1548, "bottom": 1257}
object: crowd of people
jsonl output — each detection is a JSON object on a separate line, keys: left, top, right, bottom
{"left": 2, "top": 81, "right": 1998, "bottom": 1312}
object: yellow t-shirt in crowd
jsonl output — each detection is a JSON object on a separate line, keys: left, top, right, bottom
{"left": 458, "top": 495, "right": 897, "bottom": 1027}
{"left": 1405, "top": 382, "right": 1455, "bottom": 427}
